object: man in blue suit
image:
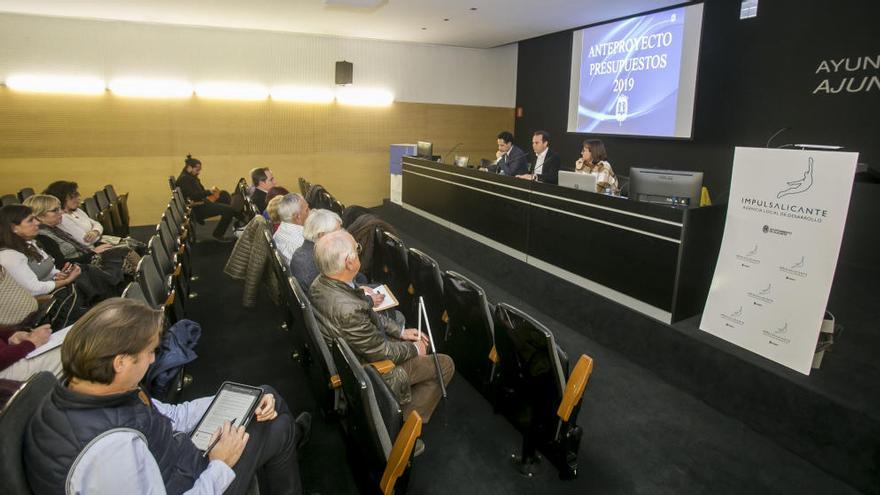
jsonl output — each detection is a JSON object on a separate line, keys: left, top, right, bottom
{"left": 487, "top": 131, "right": 529, "bottom": 176}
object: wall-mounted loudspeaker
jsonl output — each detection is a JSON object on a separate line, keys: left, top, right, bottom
{"left": 335, "top": 61, "right": 353, "bottom": 85}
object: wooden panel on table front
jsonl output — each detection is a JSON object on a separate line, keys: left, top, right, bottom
{"left": 0, "top": 88, "right": 512, "bottom": 225}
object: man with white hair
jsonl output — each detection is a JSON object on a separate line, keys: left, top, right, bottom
{"left": 272, "top": 193, "right": 309, "bottom": 265}
{"left": 310, "top": 230, "right": 454, "bottom": 430}
{"left": 289, "top": 209, "right": 341, "bottom": 291}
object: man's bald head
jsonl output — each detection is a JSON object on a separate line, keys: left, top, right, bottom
{"left": 315, "top": 229, "right": 359, "bottom": 279}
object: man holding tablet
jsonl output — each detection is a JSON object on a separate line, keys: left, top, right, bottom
{"left": 24, "top": 298, "right": 308, "bottom": 495}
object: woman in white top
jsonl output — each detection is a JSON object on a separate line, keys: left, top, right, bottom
{"left": 44, "top": 180, "right": 103, "bottom": 246}
{"left": 0, "top": 205, "right": 81, "bottom": 296}
{"left": 575, "top": 139, "right": 619, "bottom": 194}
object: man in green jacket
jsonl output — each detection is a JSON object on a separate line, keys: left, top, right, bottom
{"left": 310, "top": 230, "right": 454, "bottom": 424}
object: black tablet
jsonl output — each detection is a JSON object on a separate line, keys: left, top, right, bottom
{"left": 190, "top": 381, "right": 264, "bottom": 450}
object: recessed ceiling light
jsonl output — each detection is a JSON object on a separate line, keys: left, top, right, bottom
{"left": 444, "top": 18, "right": 449, "bottom": 21}
{"left": 470, "top": 7, "right": 477, "bottom": 11}
{"left": 421, "top": 27, "right": 427, "bottom": 30}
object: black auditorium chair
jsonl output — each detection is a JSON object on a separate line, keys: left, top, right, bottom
{"left": 263, "top": 228, "right": 296, "bottom": 333}
{"left": 0, "top": 372, "right": 56, "bottom": 494}
{"left": 95, "top": 189, "right": 123, "bottom": 236}
{"left": 329, "top": 198, "right": 345, "bottom": 217}
{"left": 375, "top": 230, "right": 414, "bottom": 324}
{"left": 168, "top": 175, "right": 177, "bottom": 191}
{"left": 104, "top": 185, "right": 130, "bottom": 236}
{"left": 82, "top": 196, "right": 100, "bottom": 219}
{"left": 332, "top": 338, "right": 422, "bottom": 495}
{"left": 17, "top": 187, "right": 35, "bottom": 202}
{"left": 1, "top": 194, "right": 20, "bottom": 206}
{"left": 288, "top": 275, "right": 344, "bottom": 416}
{"left": 491, "top": 303, "right": 593, "bottom": 480}
{"left": 160, "top": 213, "right": 192, "bottom": 282}
{"left": 149, "top": 234, "right": 189, "bottom": 301}
{"left": 136, "top": 256, "right": 182, "bottom": 324}
{"left": 91, "top": 191, "right": 116, "bottom": 236}
{"left": 406, "top": 248, "right": 446, "bottom": 351}
{"left": 122, "top": 280, "right": 149, "bottom": 303}
{"left": 441, "top": 270, "right": 497, "bottom": 397}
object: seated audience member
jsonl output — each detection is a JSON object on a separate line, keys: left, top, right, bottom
{"left": 262, "top": 186, "right": 291, "bottom": 230}
{"left": 310, "top": 230, "right": 454, "bottom": 427}
{"left": 0, "top": 205, "right": 81, "bottom": 297}
{"left": 516, "top": 130, "right": 564, "bottom": 185}
{"left": 250, "top": 167, "right": 277, "bottom": 213}
{"left": 273, "top": 193, "right": 309, "bottom": 266}
{"left": 265, "top": 195, "right": 284, "bottom": 233}
{"left": 575, "top": 139, "right": 619, "bottom": 194}
{"left": 25, "top": 298, "right": 309, "bottom": 495}
{"left": 345, "top": 213, "right": 397, "bottom": 282}
{"left": 25, "top": 196, "right": 127, "bottom": 302}
{"left": 289, "top": 209, "right": 342, "bottom": 291}
{"left": 26, "top": 194, "right": 134, "bottom": 273}
{"left": 1, "top": 322, "right": 59, "bottom": 381}
{"left": 43, "top": 181, "right": 103, "bottom": 247}
{"left": 175, "top": 154, "right": 239, "bottom": 242}
{"left": 487, "top": 131, "right": 529, "bottom": 176}
{"left": 0, "top": 267, "right": 61, "bottom": 381}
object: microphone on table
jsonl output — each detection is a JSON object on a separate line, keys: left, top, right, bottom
{"left": 766, "top": 126, "right": 791, "bottom": 148}
{"left": 442, "top": 142, "right": 464, "bottom": 163}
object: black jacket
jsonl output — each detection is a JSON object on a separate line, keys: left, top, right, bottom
{"left": 175, "top": 171, "right": 211, "bottom": 202}
{"left": 529, "top": 148, "right": 564, "bottom": 185}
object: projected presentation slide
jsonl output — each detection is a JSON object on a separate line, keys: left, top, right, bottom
{"left": 567, "top": 4, "right": 704, "bottom": 138}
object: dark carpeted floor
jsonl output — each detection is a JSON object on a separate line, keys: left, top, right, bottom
{"left": 159, "top": 211, "right": 863, "bottom": 494}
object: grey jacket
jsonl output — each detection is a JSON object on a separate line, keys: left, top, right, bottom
{"left": 223, "top": 215, "right": 280, "bottom": 307}
{"left": 309, "top": 274, "right": 417, "bottom": 404}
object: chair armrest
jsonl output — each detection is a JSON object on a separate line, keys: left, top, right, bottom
{"left": 368, "top": 360, "right": 395, "bottom": 375}
{"left": 557, "top": 354, "right": 594, "bottom": 422}
{"left": 329, "top": 374, "right": 342, "bottom": 389}
{"left": 488, "top": 345, "right": 499, "bottom": 364}
{"left": 380, "top": 410, "right": 422, "bottom": 495}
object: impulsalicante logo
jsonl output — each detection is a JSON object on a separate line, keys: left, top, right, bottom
{"left": 741, "top": 157, "right": 829, "bottom": 223}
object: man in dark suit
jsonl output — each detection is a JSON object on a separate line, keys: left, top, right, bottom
{"left": 487, "top": 131, "right": 529, "bottom": 176}
{"left": 249, "top": 167, "right": 276, "bottom": 213}
{"left": 517, "top": 130, "right": 563, "bottom": 185}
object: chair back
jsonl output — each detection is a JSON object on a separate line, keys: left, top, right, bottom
{"left": 122, "top": 281, "right": 148, "bottom": 303}
{"left": 17, "top": 188, "right": 35, "bottom": 202}
{"left": 288, "top": 276, "right": 343, "bottom": 414}
{"left": 0, "top": 372, "right": 56, "bottom": 494}
{"left": 104, "top": 184, "right": 118, "bottom": 203}
{"left": 331, "top": 338, "right": 401, "bottom": 478}
{"left": 441, "top": 270, "right": 497, "bottom": 393}
{"left": 82, "top": 196, "right": 100, "bottom": 219}
{"left": 376, "top": 230, "right": 413, "bottom": 322}
{"left": 94, "top": 189, "right": 110, "bottom": 211}
{"left": 149, "top": 235, "right": 173, "bottom": 276}
{"left": 136, "top": 256, "right": 169, "bottom": 309}
{"left": 329, "top": 199, "right": 345, "bottom": 217}
{"left": 407, "top": 248, "right": 446, "bottom": 347}
{"left": 168, "top": 176, "right": 177, "bottom": 191}
{"left": 1, "top": 194, "right": 21, "bottom": 206}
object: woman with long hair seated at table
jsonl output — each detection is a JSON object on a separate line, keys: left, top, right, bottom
{"left": 575, "top": 139, "right": 619, "bottom": 194}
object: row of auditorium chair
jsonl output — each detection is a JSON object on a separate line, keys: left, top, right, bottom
{"left": 274, "top": 180, "right": 593, "bottom": 485}
{"left": 369, "top": 230, "right": 593, "bottom": 480}
{"left": 1, "top": 185, "right": 130, "bottom": 238}
{"left": 256, "top": 208, "right": 418, "bottom": 495}
{"left": 299, "top": 177, "right": 345, "bottom": 217}
{"left": 121, "top": 187, "right": 196, "bottom": 401}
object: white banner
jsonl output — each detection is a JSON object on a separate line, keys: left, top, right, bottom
{"left": 700, "top": 147, "right": 857, "bottom": 374}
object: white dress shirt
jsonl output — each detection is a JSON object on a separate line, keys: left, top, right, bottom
{"left": 273, "top": 222, "right": 305, "bottom": 266}
{"left": 533, "top": 148, "right": 548, "bottom": 177}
